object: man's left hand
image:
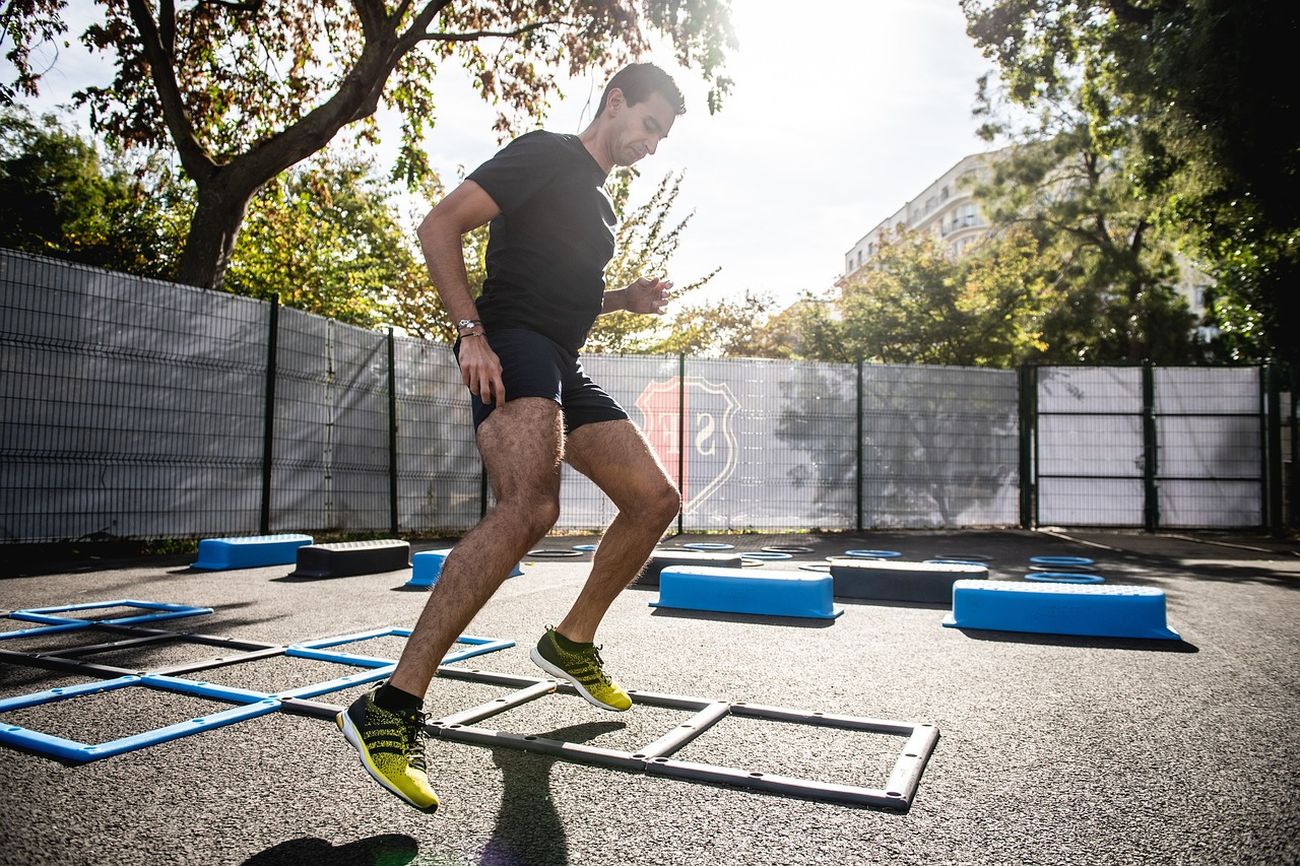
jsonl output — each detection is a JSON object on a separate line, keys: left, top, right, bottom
{"left": 622, "top": 277, "right": 673, "bottom": 315}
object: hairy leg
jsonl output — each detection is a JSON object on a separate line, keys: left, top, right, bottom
{"left": 388, "top": 398, "right": 563, "bottom": 697}
{"left": 557, "top": 419, "right": 681, "bottom": 643}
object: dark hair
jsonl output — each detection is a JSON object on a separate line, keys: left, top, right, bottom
{"left": 595, "top": 62, "right": 686, "bottom": 118}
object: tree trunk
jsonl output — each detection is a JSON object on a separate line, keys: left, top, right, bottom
{"left": 176, "top": 183, "right": 256, "bottom": 290}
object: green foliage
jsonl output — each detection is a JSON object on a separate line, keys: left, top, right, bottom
{"left": 788, "top": 216, "right": 1193, "bottom": 369}
{"left": 0, "top": 108, "right": 188, "bottom": 277}
{"left": 969, "top": 89, "right": 1199, "bottom": 363}
{"left": 792, "top": 233, "right": 994, "bottom": 366}
{"left": 962, "top": 0, "right": 1298, "bottom": 364}
{"left": 225, "top": 151, "right": 448, "bottom": 335}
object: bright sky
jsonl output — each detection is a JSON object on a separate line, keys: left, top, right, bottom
{"left": 12, "top": 1, "right": 997, "bottom": 309}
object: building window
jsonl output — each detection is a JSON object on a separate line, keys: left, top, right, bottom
{"left": 857, "top": 250, "right": 863, "bottom": 267}
{"left": 963, "top": 203, "right": 977, "bottom": 226}
{"left": 941, "top": 185, "right": 949, "bottom": 201}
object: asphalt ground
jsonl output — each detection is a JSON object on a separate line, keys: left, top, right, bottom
{"left": 1, "top": 529, "right": 1297, "bottom": 866}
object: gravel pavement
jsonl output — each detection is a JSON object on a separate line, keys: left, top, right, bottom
{"left": 1, "top": 529, "right": 1297, "bottom": 866}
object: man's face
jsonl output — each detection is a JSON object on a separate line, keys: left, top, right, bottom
{"left": 610, "top": 90, "right": 677, "bottom": 167}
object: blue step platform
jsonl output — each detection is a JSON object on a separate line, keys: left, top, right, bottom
{"left": 942, "top": 579, "right": 1179, "bottom": 640}
{"left": 651, "top": 566, "right": 843, "bottom": 620}
{"left": 829, "top": 560, "right": 988, "bottom": 604}
{"left": 406, "top": 549, "right": 523, "bottom": 588}
{"left": 192, "top": 534, "right": 314, "bottom": 570}
{"left": 636, "top": 550, "right": 743, "bottom": 587}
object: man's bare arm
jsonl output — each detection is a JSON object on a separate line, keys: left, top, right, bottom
{"left": 417, "top": 181, "right": 506, "bottom": 404}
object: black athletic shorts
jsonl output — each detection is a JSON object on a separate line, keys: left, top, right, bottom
{"left": 453, "top": 327, "right": 629, "bottom": 433}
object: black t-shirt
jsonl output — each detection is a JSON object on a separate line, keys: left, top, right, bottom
{"left": 467, "top": 130, "right": 615, "bottom": 354}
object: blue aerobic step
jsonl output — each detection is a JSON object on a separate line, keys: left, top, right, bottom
{"left": 407, "top": 549, "right": 451, "bottom": 587}
{"left": 651, "top": 566, "right": 843, "bottom": 620}
{"left": 406, "top": 549, "right": 522, "bottom": 588}
{"left": 192, "top": 534, "right": 314, "bottom": 570}
{"left": 636, "top": 549, "right": 743, "bottom": 587}
{"left": 288, "top": 539, "right": 410, "bottom": 578}
{"left": 829, "top": 560, "right": 988, "bottom": 604}
{"left": 942, "top": 579, "right": 1180, "bottom": 640}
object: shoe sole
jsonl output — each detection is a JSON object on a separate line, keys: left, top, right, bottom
{"left": 529, "top": 646, "right": 630, "bottom": 712}
{"left": 336, "top": 711, "right": 438, "bottom": 813}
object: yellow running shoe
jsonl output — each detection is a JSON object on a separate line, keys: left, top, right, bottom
{"left": 530, "top": 626, "right": 632, "bottom": 712}
{"left": 337, "top": 686, "right": 439, "bottom": 812}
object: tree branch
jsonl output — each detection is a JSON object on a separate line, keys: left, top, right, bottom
{"left": 196, "top": 0, "right": 264, "bottom": 12}
{"left": 416, "top": 20, "right": 564, "bottom": 44}
{"left": 351, "top": 0, "right": 389, "bottom": 44}
{"left": 237, "top": 0, "right": 455, "bottom": 192}
{"left": 398, "top": 0, "right": 454, "bottom": 51}
{"left": 123, "top": 0, "right": 214, "bottom": 181}
{"left": 159, "top": 0, "right": 175, "bottom": 54}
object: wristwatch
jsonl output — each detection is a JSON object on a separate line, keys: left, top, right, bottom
{"left": 456, "top": 318, "right": 486, "bottom": 338}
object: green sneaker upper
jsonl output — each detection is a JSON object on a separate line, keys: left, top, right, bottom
{"left": 338, "top": 689, "right": 439, "bottom": 812}
{"left": 531, "top": 627, "right": 632, "bottom": 712}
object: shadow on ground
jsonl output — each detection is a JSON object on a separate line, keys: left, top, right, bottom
{"left": 482, "top": 720, "right": 624, "bottom": 866}
{"left": 242, "top": 834, "right": 419, "bottom": 866}
{"left": 953, "top": 627, "right": 1199, "bottom": 653}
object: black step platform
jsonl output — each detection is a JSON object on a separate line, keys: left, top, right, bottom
{"left": 635, "top": 549, "right": 743, "bottom": 587}
{"left": 288, "top": 539, "right": 411, "bottom": 579}
{"left": 828, "top": 559, "right": 987, "bottom": 604}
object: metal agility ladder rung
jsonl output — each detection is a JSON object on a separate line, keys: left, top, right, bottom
{"left": 282, "top": 664, "right": 940, "bottom": 810}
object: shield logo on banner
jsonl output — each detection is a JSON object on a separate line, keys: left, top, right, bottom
{"left": 634, "top": 377, "right": 740, "bottom": 511}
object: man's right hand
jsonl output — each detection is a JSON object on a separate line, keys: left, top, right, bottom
{"left": 458, "top": 336, "right": 506, "bottom": 405}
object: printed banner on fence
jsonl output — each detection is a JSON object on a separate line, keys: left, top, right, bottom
{"left": 634, "top": 376, "right": 739, "bottom": 511}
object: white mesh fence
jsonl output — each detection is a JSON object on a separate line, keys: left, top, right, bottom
{"left": 0, "top": 250, "right": 1283, "bottom": 541}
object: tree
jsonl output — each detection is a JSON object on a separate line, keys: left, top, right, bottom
{"left": 961, "top": 0, "right": 1298, "bottom": 364}
{"left": 0, "top": 107, "right": 188, "bottom": 276}
{"left": 969, "top": 85, "right": 1199, "bottom": 363}
{"left": 4, "top": 1, "right": 736, "bottom": 291}
{"left": 793, "top": 232, "right": 988, "bottom": 366}
{"left": 224, "top": 151, "right": 448, "bottom": 334}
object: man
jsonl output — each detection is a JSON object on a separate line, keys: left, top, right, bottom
{"left": 337, "top": 63, "right": 686, "bottom": 812}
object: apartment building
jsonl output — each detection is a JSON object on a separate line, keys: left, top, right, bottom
{"left": 840, "top": 147, "right": 1007, "bottom": 283}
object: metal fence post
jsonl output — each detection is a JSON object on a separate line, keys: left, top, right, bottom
{"left": 1265, "top": 361, "right": 1284, "bottom": 535}
{"left": 855, "top": 358, "right": 864, "bottom": 532}
{"left": 1142, "top": 361, "right": 1159, "bottom": 533}
{"left": 387, "top": 328, "right": 399, "bottom": 535}
{"left": 1291, "top": 364, "right": 1298, "bottom": 530}
{"left": 677, "top": 351, "right": 686, "bottom": 535}
{"left": 1018, "top": 363, "right": 1036, "bottom": 530}
{"left": 259, "top": 294, "right": 279, "bottom": 535}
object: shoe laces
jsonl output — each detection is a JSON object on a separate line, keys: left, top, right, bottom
{"left": 399, "top": 709, "right": 430, "bottom": 772}
{"left": 588, "top": 644, "right": 612, "bottom": 686}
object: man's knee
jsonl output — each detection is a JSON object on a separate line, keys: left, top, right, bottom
{"left": 642, "top": 480, "right": 681, "bottom": 527}
{"left": 498, "top": 492, "right": 560, "bottom": 539}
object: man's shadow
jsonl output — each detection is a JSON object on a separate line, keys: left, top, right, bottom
{"left": 242, "top": 834, "right": 418, "bottom": 865}
{"left": 480, "top": 720, "right": 625, "bottom": 866}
